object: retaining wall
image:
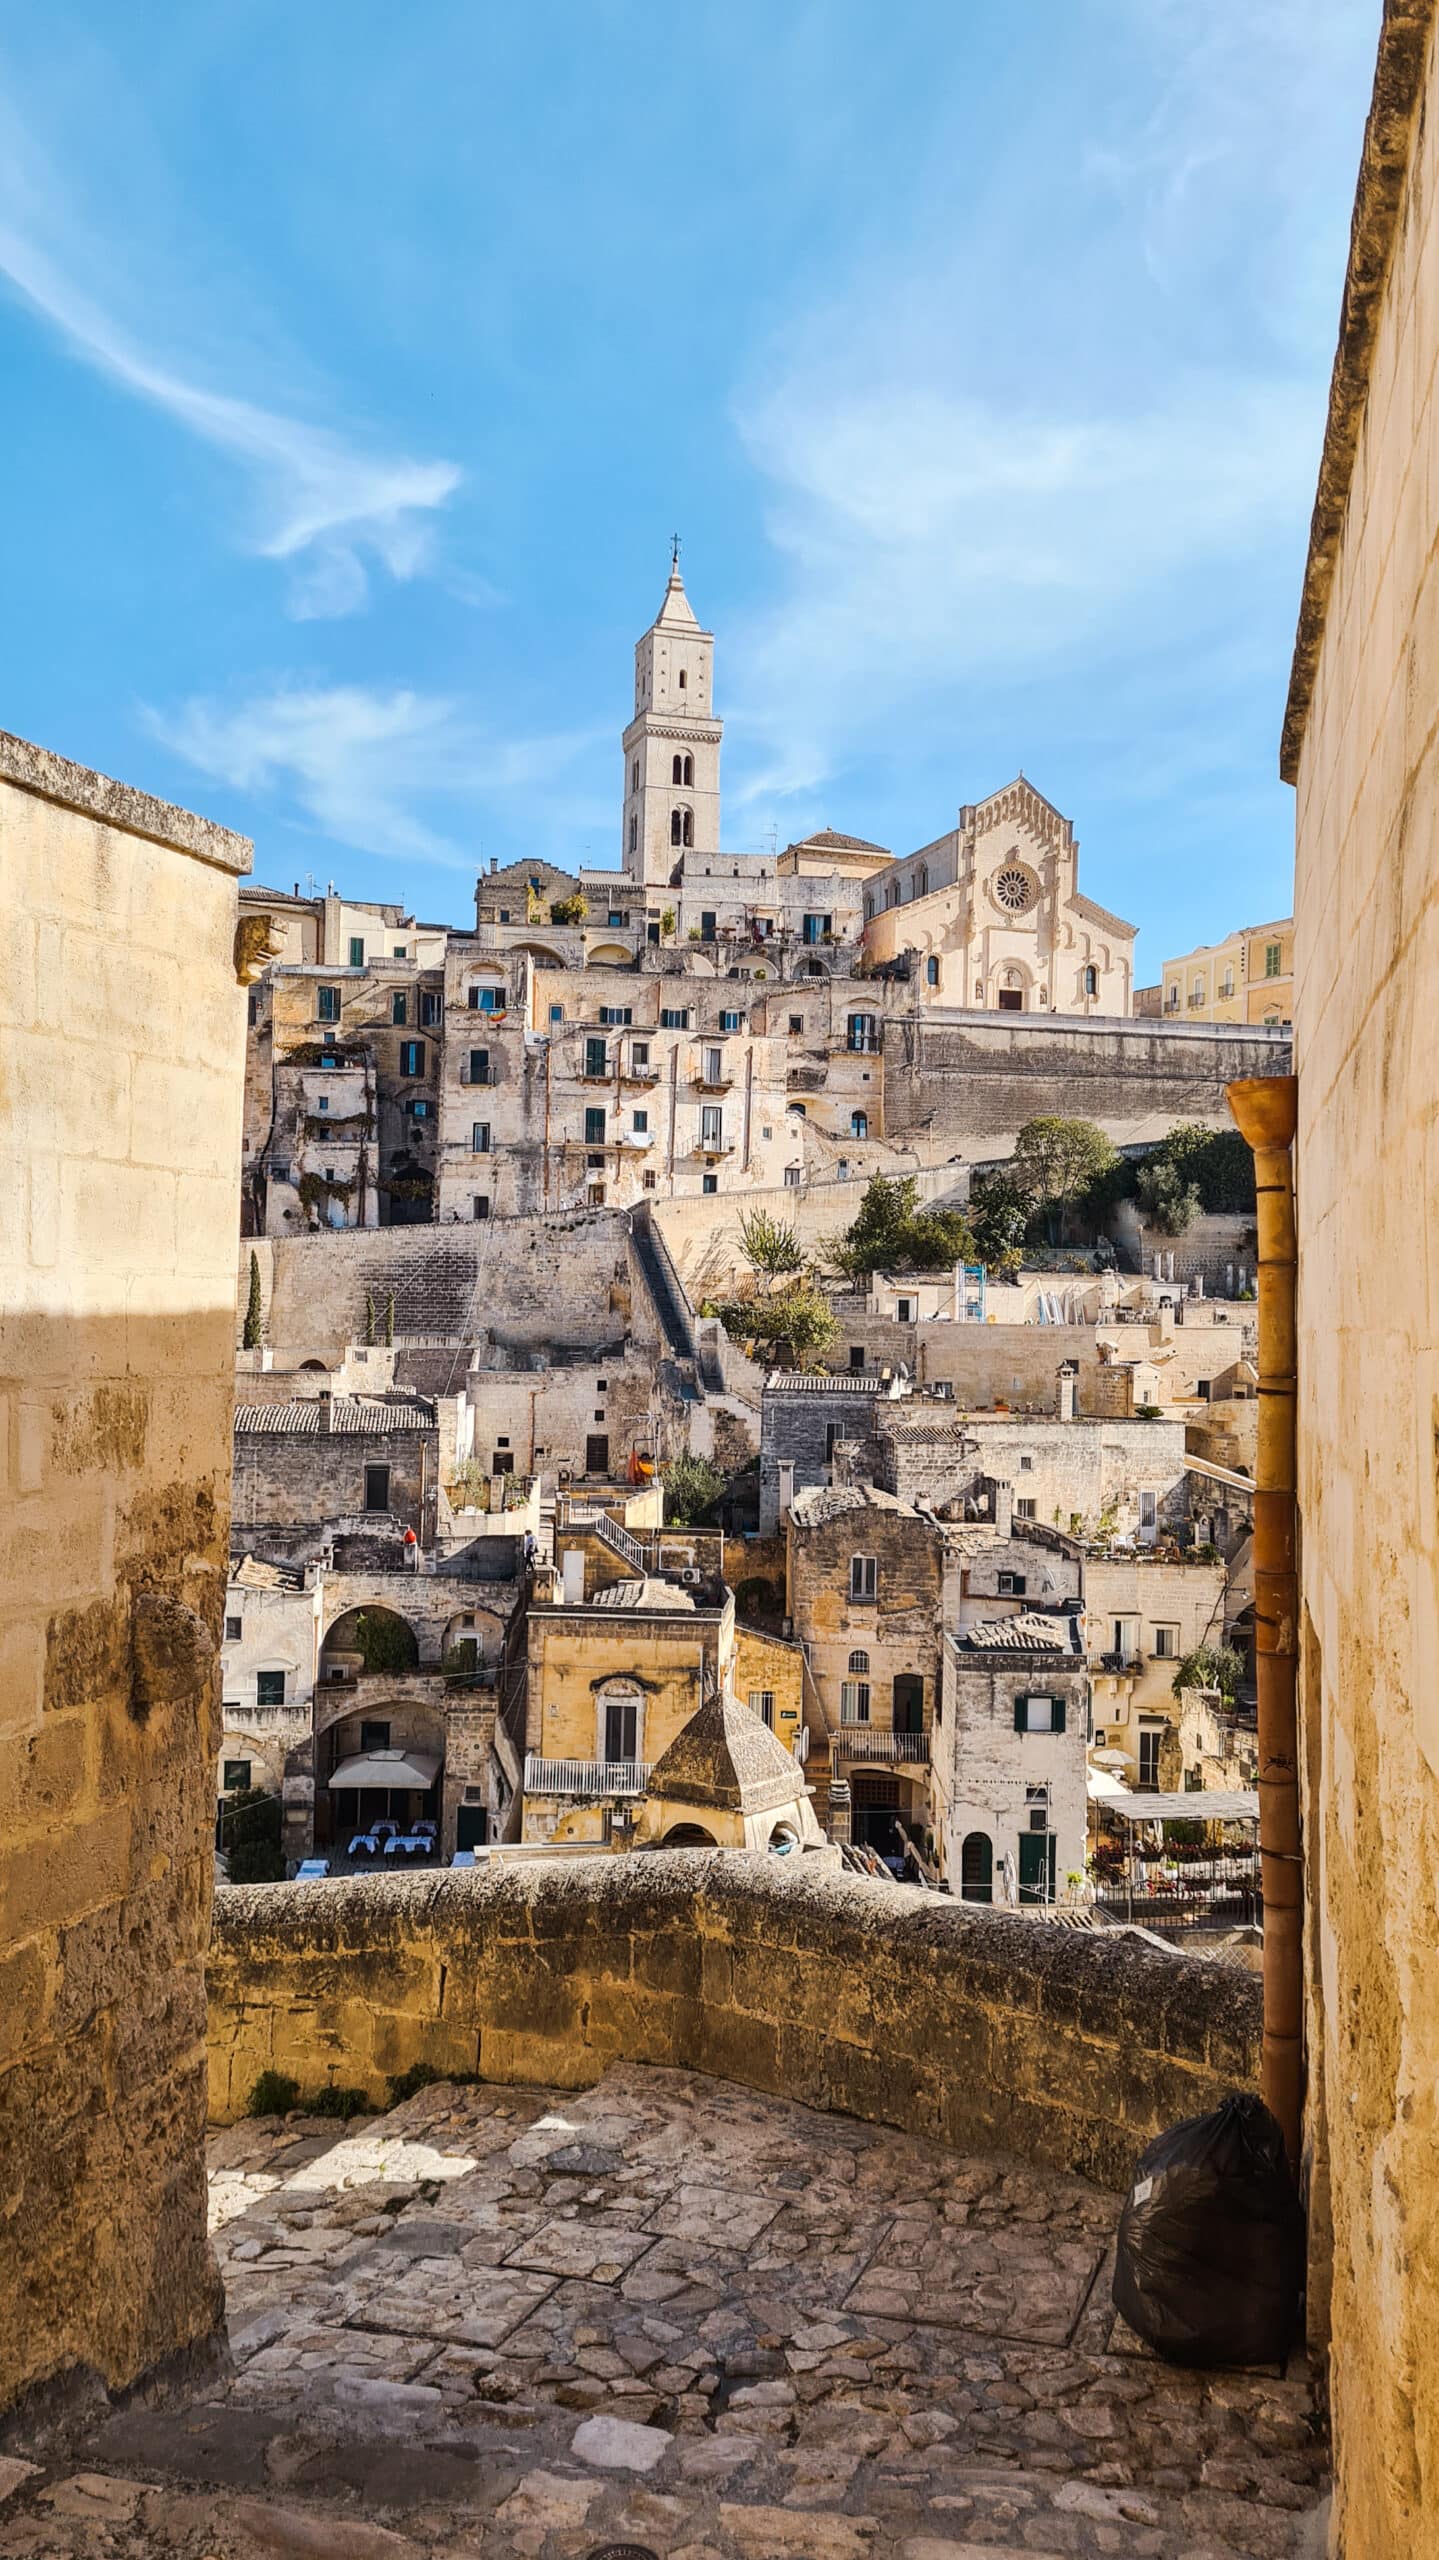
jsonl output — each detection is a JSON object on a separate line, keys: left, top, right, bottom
{"left": 208, "top": 1856, "right": 1259, "bottom": 2191}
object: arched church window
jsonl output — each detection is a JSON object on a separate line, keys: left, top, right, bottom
{"left": 632, "top": 760, "right": 639, "bottom": 792}
{"left": 848, "top": 1649, "right": 870, "bottom": 1675}
{"left": 926, "top": 955, "right": 940, "bottom": 987}
{"left": 678, "top": 668, "right": 687, "bottom": 688}
{"left": 629, "top": 816, "right": 638, "bottom": 854}
{"left": 1083, "top": 965, "right": 1098, "bottom": 997}
{"left": 671, "top": 810, "right": 683, "bottom": 847}
{"left": 916, "top": 865, "right": 928, "bottom": 897}
{"left": 682, "top": 754, "right": 694, "bottom": 786}
{"left": 672, "top": 754, "right": 684, "bottom": 785}
{"left": 682, "top": 808, "right": 694, "bottom": 848}
{"left": 850, "top": 1111, "right": 868, "bottom": 1139}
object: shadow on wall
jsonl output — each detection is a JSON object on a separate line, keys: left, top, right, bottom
{"left": 207, "top": 1856, "right": 1260, "bottom": 2191}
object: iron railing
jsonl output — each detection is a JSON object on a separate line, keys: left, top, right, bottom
{"left": 523, "top": 1755, "right": 651, "bottom": 1796}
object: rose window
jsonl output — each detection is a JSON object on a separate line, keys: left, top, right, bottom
{"left": 993, "top": 866, "right": 1035, "bottom": 913}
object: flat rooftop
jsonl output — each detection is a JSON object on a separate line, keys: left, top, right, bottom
{"left": 2, "top": 2063, "right": 1326, "bottom": 2557}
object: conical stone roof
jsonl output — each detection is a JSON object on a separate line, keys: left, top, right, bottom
{"left": 646, "top": 1692, "right": 804, "bottom": 1815}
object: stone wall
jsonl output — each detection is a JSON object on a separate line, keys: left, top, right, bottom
{"left": 881, "top": 1011, "right": 1291, "bottom": 1152}
{"left": 206, "top": 1858, "right": 1261, "bottom": 2192}
{"left": 241, "top": 1211, "right": 635, "bottom": 1363}
{"left": 0, "top": 732, "right": 251, "bottom": 2415}
{"left": 1283, "top": 5, "right": 1439, "bottom": 2547}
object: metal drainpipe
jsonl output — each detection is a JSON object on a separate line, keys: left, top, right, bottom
{"left": 1226, "top": 1073, "right": 1301, "bottom": 2169}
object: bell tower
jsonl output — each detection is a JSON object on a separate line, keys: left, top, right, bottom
{"left": 621, "top": 544, "right": 722, "bottom": 885}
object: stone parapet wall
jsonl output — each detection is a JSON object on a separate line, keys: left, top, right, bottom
{"left": 207, "top": 1857, "right": 1259, "bottom": 2190}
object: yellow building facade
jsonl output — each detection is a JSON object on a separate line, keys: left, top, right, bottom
{"left": 1158, "top": 919, "right": 1293, "bottom": 1026}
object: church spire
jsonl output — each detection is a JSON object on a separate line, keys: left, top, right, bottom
{"left": 621, "top": 553, "right": 721, "bottom": 882}
{"left": 654, "top": 540, "right": 699, "bottom": 631}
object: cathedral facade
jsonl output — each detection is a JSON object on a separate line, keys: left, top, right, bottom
{"left": 614, "top": 559, "right": 1137, "bottom": 1016}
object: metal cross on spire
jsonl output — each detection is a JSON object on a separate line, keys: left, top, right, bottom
{"left": 670, "top": 532, "right": 682, "bottom": 569}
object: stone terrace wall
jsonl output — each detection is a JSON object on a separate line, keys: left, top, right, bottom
{"left": 241, "top": 1211, "right": 635, "bottom": 1363}
{"left": 882, "top": 1012, "right": 1291, "bottom": 1154}
{"left": 208, "top": 1857, "right": 1259, "bottom": 2191}
{"left": 0, "top": 732, "right": 251, "bottom": 2416}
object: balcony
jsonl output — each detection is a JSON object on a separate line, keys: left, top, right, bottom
{"left": 523, "top": 1754, "right": 651, "bottom": 1797}
{"left": 692, "top": 1068, "right": 734, "bottom": 1093}
{"left": 459, "top": 1065, "right": 498, "bottom": 1086}
{"left": 1099, "top": 1649, "right": 1146, "bottom": 1676}
{"left": 618, "top": 1130, "right": 655, "bottom": 1149}
{"left": 833, "top": 1729, "right": 930, "bottom": 1763}
{"left": 618, "top": 1060, "right": 661, "bottom": 1084}
{"left": 845, "top": 1037, "right": 881, "bottom": 1055}
{"left": 691, "top": 1140, "right": 736, "bottom": 1162}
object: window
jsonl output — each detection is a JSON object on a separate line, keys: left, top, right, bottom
{"left": 671, "top": 808, "right": 694, "bottom": 847}
{"left": 672, "top": 753, "right": 683, "bottom": 784}
{"left": 587, "top": 1432, "right": 610, "bottom": 1475}
{"left": 784, "top": 1165, "right": 802, "bottom": 1189}
{"left": 549, "top": 1003, "right": 565, "bottom": 1023}
{"left": 847, "top": 1013, "right": 877, "bottom": 1052}
{"left": 825, "top": 1421, "right": 843, "bottom": 1459}
{"left": 256, "top": 1671, "right": 286, "bottom": 1708}
{"left": 1152, "top": 1624, "right": 1180, "bottom": 1659}
{"left": 585, "top": 1036, "right": 608, "bottom": 1077}
{"left": 700, "top": 909, "right": 717, "bottom": 939}
{"left": 720, "top": 1009, "right": 743, "bottom": 1033}
{"left": 393, "top": 945, "right": 408, "bottom": 960}
{"left": 1139, "top": 1489, "right": 1158, "bottom": 1537}
{"left": 701, "top": 1105, "right": 724, "bottom": 1150}
{"left": 849, "top": 1346, "right": 865, "bottom": 1372}
{"left": 1265, "top": 942, "right": 1282, "bottom": 977}
{"left": 840, "top": 1680, "right": 871, "bottom": 1723}
{"left": 850, "top": 1554, "right": 878, "bottom": 1602}
{"left": 632, "top": 1040, "right": 650, "bottom": 1068}
{"left": 1220, "top": 968, "right": 1235, "bottom": 998}
{"left": 702, "top": 1172, "right": 718, "bottom": 1194}
{"left": 607, "top": 910, "right": 625, "bottom": 927}
{"left": 599, "top": 1005, "right": 632, "bottom": 1026}
{"left": 498, "top": 908, "right": 511, "bottom": 922}
{"left": 1019, "top": 1453, "right": 1034, "bottom": 1472}
{"left": 893, "top": 1673, "right": 924, "bottom": 1732}
{"left": 997, "top": 1572, "right": 1026, "bottom": 1596}
{"left": 748, "top": 1690, "right": 775, "bottom": 1729}
{"left": 703, "top": 1046, "right": 724, "bottom": 1082}
{"left": 1083, "top": 965, "right": 1098, "bottom": 997}
{"left": 270, "top": 1160, "right": 290, "bottom": 1184}
{"left": 1015, "top": 1497, "right": 1037, "bottom": 1520}
{"left": 223, "top": 1759, "right": 251, "bottom": 1793}
{"left": 492, "top": 1449, "right": 514, "bottom": 1476}
{"left": 633, "top": 1109, "right": 649, "bottom": 1133}
{"left": 471, "top": 1122, "right": 491, "bottom": 1153}
{"left": 317, "top": 1095, "right": 330, "bottom": 1114}
{"left": 1138, "top": 1726, "right": 1163, "bottom": 1788}
{"left": 847, "top": 1648, "right": 870, "bottom": 1675}
{"left": 360, "top": 1718, "right": 391, "bottom": 1753}
{"left": 421, "top": 990, "right": 441, "bottom": 1027}
{"left": 960, "top": 1832, "right": 993, "bottom": 1904}
{"left": 473, "top": 1195, "right": 490, "bottom": 1220}
{"left": 470, "top": 985, "right": 502, "bottom": 1012}
{"left": 224, "top": 1614, "right": 242, "bottom": 1642}
{"left": 392, "top": 991, "right": 408, "bottom": 1025}
{"left": 896, "top": 1296, "right": 915, "bottom": 1322}
{"left": 632, "top": 759, "right": 640, "bottom": 791}
{"left": 661, "top": 1006, "right": 691, "bottom": 1029}
{"left": 850, "top": 1111, "right": 868, "bottom": 1139}
{"left": 363, "top": 1463, "right": 391, "bottom": 1512}
{"left": 468, "top": 1047, "right": 490, "bottom": 1083}
{"left": 585, "top": 1105, "right": 606, "bottom": 1143}
{"left": 629, "top": 816, "right": 638, "bottom": 854}
{"left": 1165, "top": 983, "right": 1180, "bottom": 1011}
{"left": 349, "top": 937, "right": 365, "bottom": 967}
{"left": 399, "top": 1040, "right": 424, "bottom": 1076}
{"left": 407, "top": 1097, "right": 431, "bottom": 1120}
{"left": 1014, "top": 1693, "right": 1065, "bottom": 1733}
{"left": 788, "top": 1013, "right": 804, "bottom": 1035}
{"left": 926, "top": 955, "right": 940, "bottom": 988}
{"left": 317, "top": 985, "right": 340, "bottom": 1022}
{"left": 642, "top": 1169, "right": 657, "bottom": 1190}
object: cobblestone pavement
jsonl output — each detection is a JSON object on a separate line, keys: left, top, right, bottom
{"left": 0, "top": 2066, "right": 1329, "bottom": 2558}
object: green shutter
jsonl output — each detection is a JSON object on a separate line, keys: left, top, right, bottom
{"left": 1053, "top": 1695, "right": 1066, "bottom": 1733}
{"left": 1014, "top": 1695, "right": 1028, "bottom": 1732}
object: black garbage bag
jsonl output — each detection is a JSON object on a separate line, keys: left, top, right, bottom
{"left": 1112, "top": 2093, "right": 1304, "bottom": 2367}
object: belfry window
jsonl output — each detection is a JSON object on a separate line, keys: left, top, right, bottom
{"left": 672, "top": 754, "right": 684, "bottom": 784}
{"left": 670, "top": 807, "right": 693, "bottom": 848}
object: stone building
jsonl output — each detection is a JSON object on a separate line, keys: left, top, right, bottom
{"left": 632, "top": 1690, "right": 824, "bottom": 1852}
{"left": 1280, "top": 2, "right": 1439, "bottom": 2541}
{"left": 858, "top": 775, "right": 1136, "bottom": 1016}
{"left": 936, "top": 1612, "right": 1089, "bottom": 1903}
{"left": 0, "top": 728, "right": 252, "bottom": 2411}
{"left": 872, "top": 1397, "right": 1193, "bottom": 1542}
{"left": 787, "top": 1484, "right": 942, "bottom": 1858}
{"left": 217, "top": 1554, "right": 323, "bottom": 1808}
{"left": 245, "top": 953, "right": 444, "bottom": 1233}
{"left": 1158, "top": 917, "right": 1294, "bottom": 1026}
{"left": 231, "top": 1390, "right": 442, "bottom": 1548}
{"left": 1083, "top": 1553, "right": 1234, "bottom": 1787}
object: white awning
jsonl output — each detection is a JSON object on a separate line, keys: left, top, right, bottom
{"left": 1101, "top": 1788, "right": 1258, "bottom": 1823}
{"left": 1087, "top": 1765, "right": 1128, "bottom": 1800}
{"left": 328, "top": 1750, "right": 442, "bottom": 1792}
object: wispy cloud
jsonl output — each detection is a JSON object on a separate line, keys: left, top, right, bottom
{"left": 0, "top": 92, "right": 460, "bottom": 620}
{"left": 147, "top": 683, "right": 596, "bottom": 870}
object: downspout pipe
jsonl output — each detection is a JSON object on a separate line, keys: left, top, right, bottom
{"left": 1226, "top": 1074, "right": 1301, "bottom": 2170}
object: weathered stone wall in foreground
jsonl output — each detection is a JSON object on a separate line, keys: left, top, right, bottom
{"left": 0, "top": 732, "right": 251, "bottom": 2417}
{"left": 208, "top": 1857, "right": 1259, "bottom": 2191}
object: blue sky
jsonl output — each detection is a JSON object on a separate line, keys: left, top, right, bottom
{"left": 0, "top": 1, "right": 1379, "bottom": 970}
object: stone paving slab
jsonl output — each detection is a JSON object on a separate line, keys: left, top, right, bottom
{"left": 0, "top": 2062, "right": 1329, "bottom": 2560}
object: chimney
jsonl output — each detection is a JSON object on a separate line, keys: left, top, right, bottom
{"left": 992, "top": 1479, "right": 1014, "bottom": 1538}
{"left": 490, "top": 856, "right": 499, "bottom": 874}
{"left": 316, "top": 1388, "right": 333, "bottom": 1436}
{"left": 1058, "top": 1361, "right": 1079, "bottom": 1422}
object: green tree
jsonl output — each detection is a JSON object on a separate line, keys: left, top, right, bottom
{"left": 242, "top": 1251, "right": 264, "bottom": 1350}
{"left": 738, "top": 1206, "right": 804, "bottom": 1279}
{"left": 1136, "top": 1159, "right": 1202, "bottom": 1237}
{"left": 662, "top": 1452, "right": 727, "bottom": 1525}
{"left": 1010, "top": 1117, "right": 1120, "bottom": 1242}
{"left": 828, "top": 1174, "right": 975, "bottom": 1281}
{"left": 1148, "top": 1123, "right": 1256, "bottom": 1214}
{"left": 221, "top": 1785, "right": 285, "bottom": 1884}
{"left": 967, "top": 1173, "right": 1032, "bottom": 1275}
{"left": 352, "top": 1611, "right": 419, "bottom": 1673}
{"left": 1172, "top": 1642, "right": 1245, "bottom": 1703}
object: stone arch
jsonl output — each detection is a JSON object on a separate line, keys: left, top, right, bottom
{"left": 586, "top": 943, "right": 633, "bottom": 969}
{"left": 662, "top": 1821, "right": 718, "bottom": 1848}
{"left": 320, "top": 1602, "right": 420, "bottom": 1679}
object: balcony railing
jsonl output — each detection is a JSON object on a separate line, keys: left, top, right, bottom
{"left": 833, "top": 1729, "right": 930, "bottom": 1763}
{"left": 692, "top": 1069, "right": 734, "bottom": 1092}
{"left": 460, "top": 1064, "right": 498, "bottom": 1085}
{"left": 1099, "top": 1649, "right": 1146, "bottom": 1675}
{"left": 845, "top": 1037, "right": 881, "bottom": 1055}
{"left": 523, "top": 1754, "right": 651, "bottom": 1797}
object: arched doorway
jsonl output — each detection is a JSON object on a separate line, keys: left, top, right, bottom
{"left": 662, "top": 1822, "right": 718, "bottom": 1848}
{"left": 996, "top": 966, "right": 1026, "bottom": 1013}
{"left": 960, "top": 1830, "right": 994, "bottom": 1903}
{"left": 321, "top": 1605, "right": 419, "bottom": 1681}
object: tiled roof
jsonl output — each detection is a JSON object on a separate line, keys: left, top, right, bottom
{"left": 960, "top": 1611, "right": 1080, "bottom": 1655}
{"left": 787, "top": 828, "right": 891, "bottom": 857}
{"left": 587, "top": 1575, "right": 696, "bottom": 1613}
{"left": 235, "top": 1396, "right": 436, "bottom": 1436}
{"left": 647, "top": 1693, "right": 803, "bottom": 1814}
{"left": 790, "top": 1483, "right": 920, "bottom": 1528}
{"left": 764, "top": 1373, "right": 877, "bottom": 1395}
